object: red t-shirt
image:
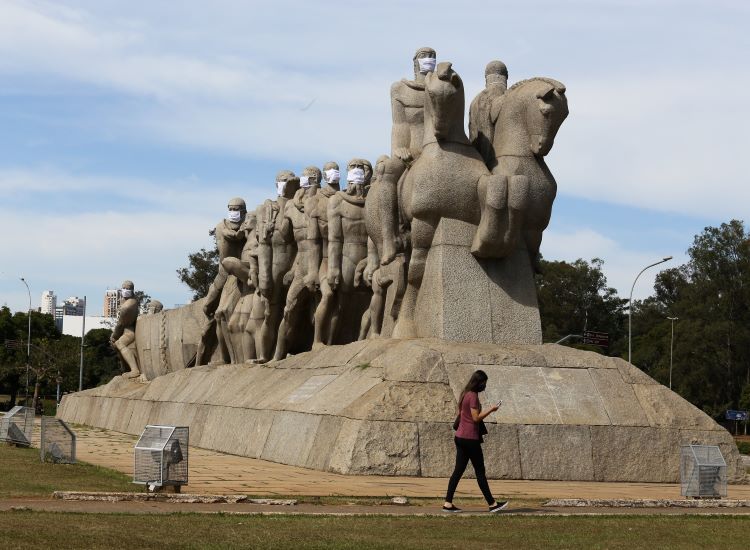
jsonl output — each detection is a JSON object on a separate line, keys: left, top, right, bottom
{"left": 455, "top": 391, "right": 480, "bottom": 440}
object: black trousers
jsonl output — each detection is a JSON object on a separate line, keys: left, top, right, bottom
{"left": 445, "top": 436, "right": 495, "bottom": 505}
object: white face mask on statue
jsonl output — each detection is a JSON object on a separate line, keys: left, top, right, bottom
{"left": 346, "top": 168, "right": 365, "bottom": 187}
{"left": 227, "top": 210, "right": 242, "bottom": 222}
{"left": 276, "top": 181, "right": 286, "bottom": 196}
{"left": 121, "top": 289, "right": 133, "bottom": 298}
{"left": 418, "top": 57, "right": 436, "bottom": 74}
{"left": 300, "top": 176, "right": 311, "bottom": 188}
{"left": 324, "top": 169, "right": 340, "bottom": 184}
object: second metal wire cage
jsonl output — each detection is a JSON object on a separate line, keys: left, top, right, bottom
{"left": 680, "top": 444, "right": 727, "bottom": 498}
{"left": 40, "top": 416, "right": 76, "bottom": 463}
{"left": 133, "top": 425, "right": 189, "bottom": 488}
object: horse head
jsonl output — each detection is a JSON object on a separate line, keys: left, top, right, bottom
{"left": 423, "top": 62, "right": 469, "bottom": 145}
{"left": 492, "top": 78, "right": 568, "bottom": 157}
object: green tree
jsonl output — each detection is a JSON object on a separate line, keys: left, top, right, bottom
{"left": 134, "top": 290, "right": 152, "bottom": 314}
{"left": 176, "top": 245, "right": 219, "bottom": 301}
{"left": 535, "top": 257, "right": 627, "bottom": 355}
{"left": 630, "top": 220, "right": 750, "bottom": 417}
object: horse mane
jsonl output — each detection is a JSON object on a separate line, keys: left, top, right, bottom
{"left": 508, "top": 77, "right": 566, "bottom": 94}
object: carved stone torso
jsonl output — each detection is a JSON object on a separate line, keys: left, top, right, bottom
{"left": 469, "top": 84, "right": 506, "bottom": 168}
{"left": 391, "top": 79, "right": 427, "bottom": 155}
{"left": 310, "top": 186, "right": 337, "bottom": 257}
{"left": 214, "top": 219, "right": 245, "bottom": 261}
{"left": 338, "top": 194, "right": 368, "bottom": 247}
{"left": 116, "top": 298, "right": 139, "bottom": 331}
{"left": 286, "top": 192, "right": 314, "bottom": 278}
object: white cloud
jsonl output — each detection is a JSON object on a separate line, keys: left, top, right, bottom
{"left": 550, "top": 72, "right": 750, "bottom": 220}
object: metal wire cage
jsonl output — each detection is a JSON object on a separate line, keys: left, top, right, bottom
{"left": 680, "top": 444, "right": 727, "bottom": 498}
{"left": 40, "top": 416, "right": 76, "bottom": 463}
{"left": 133, "top": 425, "right": 189, "bottom": 489}
{"left": 0, "top": 406, "right": 34, "bottom": 446}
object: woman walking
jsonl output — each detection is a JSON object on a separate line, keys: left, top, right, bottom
{"left": 443, "top": 369, "right": 508, "bottom": 513}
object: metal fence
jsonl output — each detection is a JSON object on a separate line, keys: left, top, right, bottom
{"left": 133, "top": 425, "right": 189, "bottom": 490}
{"left": 0, "top": 406, "right": 34, "bottom": 446}
{"left": 40, "top": 416, "right": 76, "bottom": 463}
{"left": 680, "top": 444, "right": 727, "bottom": 498}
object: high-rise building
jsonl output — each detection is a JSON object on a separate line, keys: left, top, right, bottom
{"left": 61, "top": 296, "right": 86, "bottom": 316}
{"left": 103, "top": 289, "right": 121, "bottom": 318}
{"left": 52, "top": 296, "right": 86, "bottom": 331}
{"left": 40, "top": 290, "right": 56, "bottom": 315}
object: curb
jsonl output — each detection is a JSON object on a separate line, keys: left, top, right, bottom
{"left": 544, "top": 498, "right": 750, "bottom": 508}
{"left": 52, "top": 491, "right": 296, "bottom": 505}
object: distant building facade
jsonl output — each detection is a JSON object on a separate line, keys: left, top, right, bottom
{"left": 62, "top": 296, "right": 86, "bottom": 316}
{"left": 103, "top": 289, "right": 121, "bottom": 318}
{"left": 40, "top": 290, "right": 57, "bottom": 315}
{"left": 52, "top": 296, "right": 87, "bottom": 331}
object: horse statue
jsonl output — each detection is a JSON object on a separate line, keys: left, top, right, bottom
{"left": 392, "top": 61, "right": 506, "bottom": 338}
{"left": 473, "top": 77, "right": 568, "bottom": 267}
{"left": 391, "top": 63, "right": 568, "bottom": 339}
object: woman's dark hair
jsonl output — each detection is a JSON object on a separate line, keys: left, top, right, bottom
{"left": 459, "top": 370, "right": 488, "bottom": 408}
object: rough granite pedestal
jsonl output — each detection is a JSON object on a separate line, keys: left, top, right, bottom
{"left": 415, "top": 218, "right": 542, "bottom": 344}
{"left": 58, "top": 338, "right": 743, "bottom": 483}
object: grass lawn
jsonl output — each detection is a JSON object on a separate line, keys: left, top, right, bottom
{"left": 1, "top": 512, "right": 749, "bottom": 550}
{"left": 0, "top": 443, "right": 136, "bottom": 497}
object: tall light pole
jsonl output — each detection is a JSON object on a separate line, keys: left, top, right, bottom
{"left": 667, "top": 316, "right": 678, "bottom": 389}
{"left": 79, "top": 295, "right": 86, "bottom": 392}
{"left": 19, "top": 277, "right": 31, "bottom": 403}
{"left": 628, "top": 256, "right": 673, "bottom": 365}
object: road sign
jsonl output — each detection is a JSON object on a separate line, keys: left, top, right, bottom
{"left": 582, "top": 331, "right": 609, "bottom": 348}
{"left": 726, "top": 410, "right": 748, "bottom": 421}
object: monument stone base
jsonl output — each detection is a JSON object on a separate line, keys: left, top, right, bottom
{"left": 58, "top": 338, "right": 743, "bottom": 483}
{"left": 415, "top": 219, "right": 542, "bottom": 344}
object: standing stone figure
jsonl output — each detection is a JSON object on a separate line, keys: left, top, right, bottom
{"left": 252, "top": 171, "right": 300, "bottom": 363}
{"left": 308, "top": 161, "right": 341, "bottom": 349}
{"left": 359, "top": 155, "right": 408, "bottom": 339}
{"left": 110, "top": 280, "right": 141, "bottom": 379}
{"left": 376, "top": 46, "right": 437, "bottom": 265}
{"left": 273, "top": 166, "right": 321, "bottom": 361}
{"left": 469, "top": 60, "right": 508, "bottom": 169}
{"left": 222, "top": 212, "right": 259, "bottom": 363}
{"left": 326, "top": 159, "right": 372, "bottom": 344}
{"left": 196, "top": 198, "right": 247, "bottom": 366}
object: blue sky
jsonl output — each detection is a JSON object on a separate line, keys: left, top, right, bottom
{"left": 0, "top": 0, "right": 747, "bottom": 315}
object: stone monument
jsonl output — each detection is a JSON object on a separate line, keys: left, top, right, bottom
{"left": 59, "top": 50, "right": 743, "bottom": 485}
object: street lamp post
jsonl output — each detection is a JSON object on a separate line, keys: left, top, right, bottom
{"left": 79, "top": 295, "right": 86, "bottom": 392}
{"left": 19, "top": 277, "right": 31, "bottom": 403}
{"left": 628, "top": 257, "right": 673, "bottom": 365}
{"left": 667, "top": 316, "right": 678, "bottom": 389}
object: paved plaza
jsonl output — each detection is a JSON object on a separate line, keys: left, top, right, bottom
{"left": 36, "top": 424, "right": 750, "bottom": 501}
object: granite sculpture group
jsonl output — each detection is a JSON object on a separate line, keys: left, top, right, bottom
{"left": 63, "top": 48, "right": 742, "bottom": 483}
{"left": 175, "top": 48, "right": 569, "bottom": 365}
